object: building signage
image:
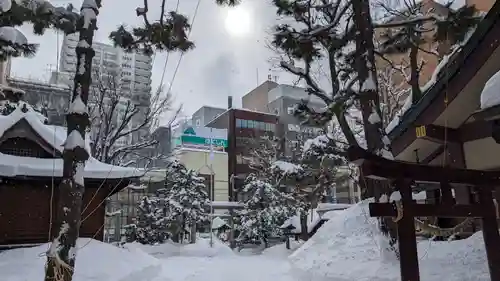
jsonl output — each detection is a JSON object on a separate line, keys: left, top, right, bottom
{"left": 176, "top": 126, "right": 228, "bottom": 148}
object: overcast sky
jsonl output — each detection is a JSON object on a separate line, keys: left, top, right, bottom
{"left": 10, "top": 0, "right": 301, "bottom": 120}
{"left": 10, "top": 0, "right": 466, "bottom": 122}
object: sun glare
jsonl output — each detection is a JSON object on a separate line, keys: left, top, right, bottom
{"left": 224, "top": 7, "right": 252, "bottom": 37}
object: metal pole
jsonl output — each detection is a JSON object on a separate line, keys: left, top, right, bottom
{"left": 209, "top": 164, "right": 214, "bottom": 247}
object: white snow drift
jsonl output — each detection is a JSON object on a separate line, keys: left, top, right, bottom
{"left": 289, "top": 199, "right": 490, "bottom": 281}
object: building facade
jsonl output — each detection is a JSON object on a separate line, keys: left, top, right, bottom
{"left": 52, "top": 33, "right": 154, "bottom": 167}
{"left": 207, "top": 108, "right": 281, "bottom": 201}
{"left": 191, "top": 106, "right": 226, "bottom": 127}
{"left": 6, "top": 77, "right": 71, "bottom": 126}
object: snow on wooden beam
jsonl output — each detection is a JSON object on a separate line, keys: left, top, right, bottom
{"left": 347, "top": 146, "right": 500, "bottom": 186}
{"left": 369, "top": 202, "right": 486, "bottom": 217}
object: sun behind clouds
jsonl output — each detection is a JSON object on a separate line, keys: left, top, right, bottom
{"left": 224, "top": 6, "right": 252, "bottom": 37}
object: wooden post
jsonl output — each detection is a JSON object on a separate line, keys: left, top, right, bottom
{"left": 396, "top": 179, "right": 420, "bottom": 281}
{"left": 477, "top": 188, "right": 500, "bottom": 281}
{"left": 229, "top": 210, "right": 236, "bottom": 249}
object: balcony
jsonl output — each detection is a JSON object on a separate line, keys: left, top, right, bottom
{"left": 134, "top": 68, "right": 151, "bottom": 77}
{"left": 135, "top": 61, "right": 152, "bottom": 70}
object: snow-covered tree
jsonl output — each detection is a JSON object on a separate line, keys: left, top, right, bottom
{"left": 126, "top": 196, "right": 169, "bottom": 245}
{"left": 161, "top": 160, "right": 211, "bottom": 241}
{"left": 236, "top": 175, "right": 298, "bottom": 247}
{"left": 88, "top": 67, "right": 180, "bottom": 166}
{"left": 0, "top": 0, "right": 79, "bottom": 60}
{"left": 235, "top": 136, "right": 303, "bottom": 245}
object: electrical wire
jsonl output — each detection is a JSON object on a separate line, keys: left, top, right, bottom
{"left": 164, "top": 0, "right": 202, "bottom": 94}
{"left": 158, "top": 0, "right": 181, "bottom": 87}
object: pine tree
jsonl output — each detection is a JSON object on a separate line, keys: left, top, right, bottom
{"left": 0, "top": 0, "right": 78, "bottom": 60}
{"left": 127, "top": 196, "right": 170, "bottom": 245}
{"left": 236, "top": 175, "right": 297, "bottom": 247}
{"left": 162, "top": 160, "right": 211, "bottom": 241}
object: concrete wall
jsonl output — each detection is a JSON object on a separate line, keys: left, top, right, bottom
{"left": 241, "top": 80, "right": 279, "bottom": 112}
{"left": 176, "top": 148, "right": 229, "bottom": 201}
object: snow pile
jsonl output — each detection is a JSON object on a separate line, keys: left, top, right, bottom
{"left": 0, "top": 238, "right": 161, "bottom": 281}
{"left": 262, "top": 241, "right": 304, "bottom": 258}
{"left": 180, "top": 237, "right": 235, "bottom": 257}
{"left": 289, "top": 200, "right": 489, "bottom": 281}
{"left": 480, "top": 69, "right": 500, "bottom": 109}
{"left": 123, "top": 241, "right": 181, "bottom": 259}
{"left": 281, "top": 209, "right": 321, "bottom": 234}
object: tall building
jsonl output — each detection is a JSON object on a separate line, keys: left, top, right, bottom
{"left": 242, "top": 81, "right": 325, "bottom": 159}
{"left": 241, "top": 81, "right": 357, "bottom": 203}
{"left": 52, "top": 33, "right": 154, "bottom": 166}
{"left": 207, "top": 98, "right": 281, "bottom": 201}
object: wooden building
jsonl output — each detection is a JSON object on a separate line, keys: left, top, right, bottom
{"left": 0, "top": 99, "right": 139, "bottom": 247}
{"left": 387, "top": 0, "right": 500, "bottom": 206}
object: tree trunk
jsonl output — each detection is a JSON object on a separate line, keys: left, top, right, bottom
{"left": 300, "top": 210, "right": 309, "bottom": 241}
{"left": 44, "top": 2, "right": 100, "bottom": 281}
{"left": 409, "top": 41, "right": 422, "bottom": 104}
{"left": 351, "top": 0, "right": 398, "bottom": 253}
{"left": 190, "top": 223, "right": 196, "bottom": 244}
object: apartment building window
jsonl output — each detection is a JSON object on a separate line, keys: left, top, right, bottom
{"left": 235, "top": 118, "right": 276, "bottom": 132}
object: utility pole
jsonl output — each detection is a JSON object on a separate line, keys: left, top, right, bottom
{"left": 45, "top": 1, "right": 101, "bottom": 281}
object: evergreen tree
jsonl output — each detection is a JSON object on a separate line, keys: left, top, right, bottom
{"left": 162, "top": 160, "right": 211, "bottom": 240}
{"left": 127, "top": 196, "right": 170, "bottom": 245}
{"left": 0, "top": 0, "right": 79, "bottom": 60}
{"left": 236, "top": 175, "right": 297, "bottom": 247}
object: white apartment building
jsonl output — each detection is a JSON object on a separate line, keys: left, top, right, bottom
{"left": 50, "top": 33, "right": 154, "bottom": 154}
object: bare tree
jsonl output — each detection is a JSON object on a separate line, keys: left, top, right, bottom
{"left": 87, "top": 67, "right": 180, "bottom": 167}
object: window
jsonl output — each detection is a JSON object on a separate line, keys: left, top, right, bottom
{"left": 236, "top": 118, "right": 242, "bottom": 127}
{"left": 241, "top": 119, "right": 248, "bottom": 128}
{"left": 260, "top": 122, "right": 266, "bottom": 131}
{"left": 195, "top": 119, "right": 201, "bottom": 126}
{"left": 0, "top": 137, "right": 53, "bottom": 158}
{"left": 247, "top": 120, "right": 254, "bottom": 128}
{"left": 287, "top": 106, "right": 295, "bottom": 115}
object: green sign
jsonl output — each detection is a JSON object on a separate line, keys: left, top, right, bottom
{"left": 180, "top": 135, "right": 228, "bottom": 147}
{"left": 178, "top": 126, "right": 228, "bottom": 148}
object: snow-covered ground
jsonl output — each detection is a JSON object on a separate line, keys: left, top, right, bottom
{"left": 0, "top": 201, "right": 492, "bottom": 281}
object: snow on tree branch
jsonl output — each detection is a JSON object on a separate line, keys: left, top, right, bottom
{"left": 109, "top": 0, "right": 194, "bottom": 55}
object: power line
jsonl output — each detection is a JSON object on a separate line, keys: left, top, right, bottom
{"left": 164, "top": 0, "right": 202, "bottom": 94}
{"left": 159, "top": 0, "right": 182, "bottom": 87}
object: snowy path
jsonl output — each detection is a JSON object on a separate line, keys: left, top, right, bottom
{"left": 154, "top": 255, "right": 300, "bottom": 281}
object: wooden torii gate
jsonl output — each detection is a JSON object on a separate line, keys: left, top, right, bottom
{"left": 347, "top": 146, "right": 500, "bottom": 281}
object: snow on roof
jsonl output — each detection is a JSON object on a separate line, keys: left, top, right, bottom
{"left": 316, "top": 203, "right": 353, "bottom": 212}
{"left": 385, "top": 28, "right": 477, "bottom": 134}
{"left": 0, "top": 103, "right": 141, "bottom": 180}
{"left": 280, "top": 209, "right": 321, "bottom": 234}
{"left": 480, "top": 69, "right": 500, "bottom": 109}
{"left": 211, "top": 217, "right": 229, "bottom": 229}
{"left": 290, "top": 199, "right": 490, "bottom": 280}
